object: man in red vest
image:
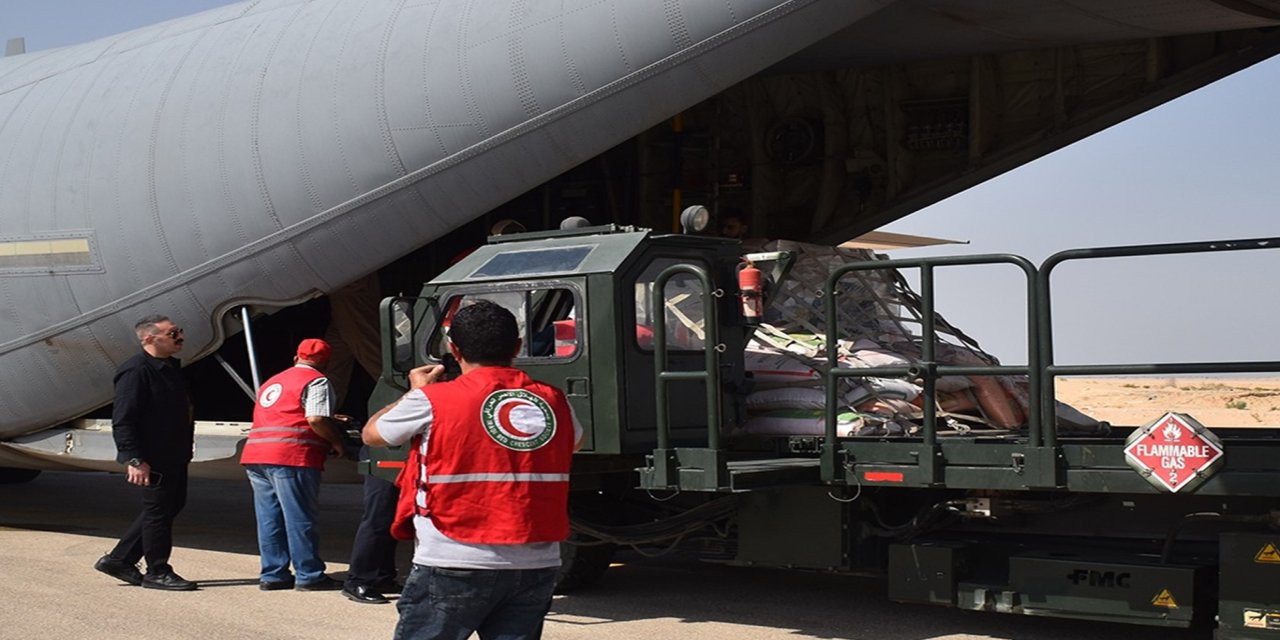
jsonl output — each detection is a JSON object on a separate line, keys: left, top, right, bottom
{"left": 241, "top": 338, "right": 348, "bottom": 591}
{"left": 364, "top": 300, "right": 582, "bottom": 640}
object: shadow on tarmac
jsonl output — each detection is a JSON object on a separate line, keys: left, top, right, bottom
{"left": 0, "top": 470, "right": 368, "bottom": 560}
{"left": 2, "top": 472, "right": 1207, "bottom": 640}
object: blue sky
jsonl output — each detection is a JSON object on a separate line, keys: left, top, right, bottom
{"left": 6, "top": 1, "right": 1279, "bottom": 368}
{"left": 882, "top": 57, "right": 1280, "bottom": 368}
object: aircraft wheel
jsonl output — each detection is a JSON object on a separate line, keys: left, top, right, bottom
{"left": 0, "top": 467, "right": 41, "bottom": 484}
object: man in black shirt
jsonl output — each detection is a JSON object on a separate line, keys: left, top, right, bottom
{"left": 94, "top": 314, "right": 198, "bottom": 591}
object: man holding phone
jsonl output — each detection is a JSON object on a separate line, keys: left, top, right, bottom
{"left": 363, "top": 300, "right": 582, "bottom": 639}
{"left": 94, "top": 314, "right": 197, "bottom": 591}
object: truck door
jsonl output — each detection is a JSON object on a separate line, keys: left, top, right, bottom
{"left": 624, "top": 256, "right": 719, "bottom": 450}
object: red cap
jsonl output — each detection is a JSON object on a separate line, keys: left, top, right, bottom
{"left": 296, "top": 338, "right": 331, "bottom": 364}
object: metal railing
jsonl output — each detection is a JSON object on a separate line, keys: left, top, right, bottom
{"left": 822, "top": 254, "right": 1041, "bottom": 453}
{"left": 652, "top": 263, "right": 724, "bottom": 452}
{"left": 817, "top": 236, "right": 1280, "bottom": 487}
{"left": 643, "top": 236, "right": 1280, "bottom": 490}
{"left": 1036, "top": 237, "right": 1280, "bottom": 446}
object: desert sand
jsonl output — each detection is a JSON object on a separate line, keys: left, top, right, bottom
{"left": 1053, "top": 377, "right": 1280, "bottom": 428}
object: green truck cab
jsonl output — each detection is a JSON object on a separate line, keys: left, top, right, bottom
{"left": 370, "top": 223, "right": 750, "bottom": 461}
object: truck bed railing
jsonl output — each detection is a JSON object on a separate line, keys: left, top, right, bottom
{"left": 1036, "top": 237, "right": 1280, "bottom": 447}
{"left": 640, "top": 235, "right": 1280, "bottom": 494}
{"left": 818, "top": 236, "right": 1280, "bottom": 490}
{"left": 821, "top": 254, "right": 1040, "bottom": 485}
{"left": 823, "top": 254, "right": 1041, "bottom": 444}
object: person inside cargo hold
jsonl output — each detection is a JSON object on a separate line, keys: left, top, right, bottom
{"left": 717, "top": 207, "right": 750, "bottom": 240}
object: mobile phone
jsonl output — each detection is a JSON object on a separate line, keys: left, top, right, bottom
{"left": 148, "top": 471, "right": 163, "bottom": 487}
{"left": 440, "top": 353, "right": 461, "bottom": 381}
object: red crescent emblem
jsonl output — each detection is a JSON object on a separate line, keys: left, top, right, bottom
{"left": 497, "top": 400, "right": 537, "bottom": 437}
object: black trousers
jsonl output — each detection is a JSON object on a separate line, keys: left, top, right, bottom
{"left": 109, "top": 465, "right": 189, "bottom": 574}
{"left": 345, "top": 469, "right": 399, "bottom": 588}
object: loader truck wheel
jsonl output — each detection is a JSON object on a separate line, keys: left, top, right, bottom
{"left": 555, "top": 538, "right": 616, "bottom": 593}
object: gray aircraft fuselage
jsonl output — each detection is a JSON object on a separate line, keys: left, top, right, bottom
{"left": 0, "top": 0, "right": 881, "bottom": 438}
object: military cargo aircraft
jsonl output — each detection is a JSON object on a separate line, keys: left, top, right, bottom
{"left": 2, "top": 0, "right": 1279, "bottom": 479}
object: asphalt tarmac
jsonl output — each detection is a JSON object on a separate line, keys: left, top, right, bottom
{"left": 0, "top": 471, "right": 1207, "bottom": 640}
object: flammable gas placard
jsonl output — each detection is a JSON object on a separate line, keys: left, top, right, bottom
{"left": 1123, "top": 413, "right": 1224, "bottom": 493}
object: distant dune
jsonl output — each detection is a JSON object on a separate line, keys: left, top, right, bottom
{"left": 1054, "top": 377, "right": 1280, "bottom": 428}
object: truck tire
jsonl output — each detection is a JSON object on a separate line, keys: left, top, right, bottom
{"left": 555, "top": 539, "right": 615, "bottom": 593}
{"left": 0, "top": 468, "right": 40, "bottom": 484}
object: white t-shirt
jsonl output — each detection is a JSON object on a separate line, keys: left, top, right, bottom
{"left": 374, "top": 386, "right": 583, "bottom": 570}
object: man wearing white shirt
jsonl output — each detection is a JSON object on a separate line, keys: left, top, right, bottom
{"left": 364, "top": 300, "right": 582, "bottom": 640}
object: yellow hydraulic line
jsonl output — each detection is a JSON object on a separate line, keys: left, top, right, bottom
{"left": 671, "top": 113, "right": 684, "bottom": 232}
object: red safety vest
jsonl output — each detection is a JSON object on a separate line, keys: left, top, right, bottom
{"left": 241, "top": 366, "right": 331, "bottom": 469}
{"left": 406, "top": 367, "right": 574, "bottom": 544}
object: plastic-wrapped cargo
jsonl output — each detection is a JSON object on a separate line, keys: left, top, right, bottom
{"left": 737, "top": 239, "right": 1101, "bottom": 437}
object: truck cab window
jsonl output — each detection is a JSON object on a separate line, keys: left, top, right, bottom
{"left": 634, "top": 259, "right": 707, "bottom": 352}
{"left": 427, "top": 288, "right": 579, "bottom": 361}
{"left": 390, "top": 299, "right": 415, "bottom": 372}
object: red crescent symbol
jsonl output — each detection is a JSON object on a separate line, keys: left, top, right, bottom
{"left": 498, "top": 400, "right": 538, "bottom": 437}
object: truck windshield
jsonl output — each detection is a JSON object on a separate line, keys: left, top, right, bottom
{"left": 427, "top": 287, "right": 579, "bottom": 361}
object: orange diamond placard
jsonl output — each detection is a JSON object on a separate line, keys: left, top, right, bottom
{"left": 1123, "top": 413, "right": 1224, "bottom": 493}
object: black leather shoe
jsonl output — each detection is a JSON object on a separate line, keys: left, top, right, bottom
{"left": 259, "top": 578, "right": 296, "bottom": 591}
{"left": 295, "top": 575, "right": 342, "bottom": 591}
{"left": 342, "top": 584, "right": 389, "bottom": 604}
{"left": 142, "top": 570, "right": 197, "bottom": 591}
{"left": 94, "top": 554, "right": 143, "bottom": 586}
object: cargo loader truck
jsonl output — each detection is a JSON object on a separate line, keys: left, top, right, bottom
{"left": 365, "top": 217, "right": 1280, "bottom": 639}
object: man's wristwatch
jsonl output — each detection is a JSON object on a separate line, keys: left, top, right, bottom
{"left": 126, "top": 458, "right": 144, "bottom": 468}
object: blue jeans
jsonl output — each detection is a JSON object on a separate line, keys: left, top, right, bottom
{"left": 393, "top": 564, "right": 558, "bottom": 640}
{"left": 245, "top": 464, "right": 326, "bottom": 585}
